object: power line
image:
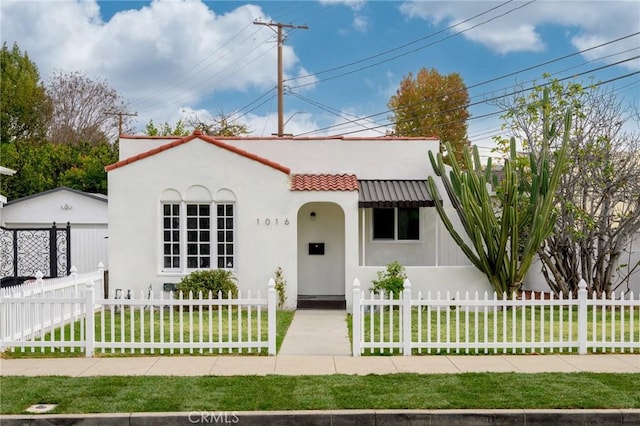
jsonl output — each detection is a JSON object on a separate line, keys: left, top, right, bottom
{"left": 295, "top": 57, "right": 640, "bottom": 137}
{"left": 253, "top": 20, "right": 309, "bottom": 136}
{"left": 288, "top": 0, "right": 538, "bottom": 90}
{"left": 293, "top": 39, "right": 640, "bottom": 137}
{"left": 286, "top": 0, "right": 517, "bottom": 84}
{"left": 290, "top": 92, "right": 387, "bottom": 135}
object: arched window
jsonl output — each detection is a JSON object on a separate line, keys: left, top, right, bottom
{"left": 160, "top": 187, "right": 237, "bottom": 272}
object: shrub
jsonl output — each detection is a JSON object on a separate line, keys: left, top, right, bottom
{"left": 370, "top": 261, "right": 406, "bottom": 299}
{"left": 176, "top": 269, "right": 238, "bottom": 298}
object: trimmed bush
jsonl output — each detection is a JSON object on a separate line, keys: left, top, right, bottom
{"left": 176, "top": 269, "right": 238, "bottom": 298}
{"left": 370, "top": 261, "right": 406, "bottom": 299}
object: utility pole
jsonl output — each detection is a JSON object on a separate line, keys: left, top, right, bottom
{"left": 105, "top": 111, "right": 138, "bottom": 135}
{"left": 253, "top": 20, "right": 308, "bottom": 137}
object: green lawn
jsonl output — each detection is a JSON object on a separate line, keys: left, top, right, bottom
{"left": 2, "top": 309, "right": 295, "bottom": 357}
{"left": 350, "top": 306, "right": 640, "bottom": 355}
{"left": 1, "top": 373, "right": 638, "bottom": 414}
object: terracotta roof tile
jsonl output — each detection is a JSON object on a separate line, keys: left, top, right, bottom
{"left": 290, "top": 174, "right": 359, "bottom": 191}
{"left": 105, "top": 131, "right": 290, "bottom": 174}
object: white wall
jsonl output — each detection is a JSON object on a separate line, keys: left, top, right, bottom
{"left": 227, "top": 138, "right": 439, "bottom": 179}
{"left": 118, "top": 136, "right": 176, "bottom": 161}
{"left": 118, "top": 136, "right": 442, "bottom": 181}
{"left": 112, "top": 135, "right": 491, "bottom": 310}
{"left": 1, "top": 189, "right": 107, "bottom": 226}
{"left": 108, "top": 139, "right": 300, "bottom": 306}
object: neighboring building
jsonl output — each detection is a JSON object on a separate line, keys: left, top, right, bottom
{"left": 0, "top": 187, "right": 109, "bottom": 275}
{"left": 107, "top": 131, "right": 491, "bottom": 310}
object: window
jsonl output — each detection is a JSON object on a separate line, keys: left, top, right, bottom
{"left": 186, "top": 204, "right": 210, "bottom": 269}
{"left": 163, "top": 204, "right": 180, "bottom": 269}
{"left": 217, "top": 204, "right": 234, "bottom": 268}
{"left": 161, "top": 202, "right": 235, "bottom": 271}
{"left": 373, "top": 207, "right": 419, "bottom": 240}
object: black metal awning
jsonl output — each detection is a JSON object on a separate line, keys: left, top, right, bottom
{"left": 357, "top": 180, "right": 435, "bottom": 208}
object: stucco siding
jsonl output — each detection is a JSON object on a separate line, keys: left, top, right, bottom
{"left": 108, "top": 139, "right": 298, "bottom": 304}
{"left": 227, "top": 139, "right": 439, "bottom": 179}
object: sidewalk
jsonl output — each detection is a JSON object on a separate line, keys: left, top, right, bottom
{"left": 1, "top": 354, "right": 638, "bottom": 377}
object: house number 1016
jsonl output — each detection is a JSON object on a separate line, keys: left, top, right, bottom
{"left": 257, "top": 218, "right": 289, "bottom": 226}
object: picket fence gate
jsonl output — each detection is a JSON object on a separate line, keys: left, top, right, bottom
{"left": 0, "top": 268, "right": 277, "bottom": 356}
{"left": 352, "top": 278, "right": 639, "bottom": 356}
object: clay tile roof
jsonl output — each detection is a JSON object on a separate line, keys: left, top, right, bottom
{"left": 290, "top": 174, "right": 359, "bottom": 191}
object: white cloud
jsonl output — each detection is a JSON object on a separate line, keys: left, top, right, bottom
{"left": 317, "top": 0, "right": 366, "bottom": 11}
{"left": 0, "top": 0, "right": 312, "bottom": 132}
{"left": 399, "top": 0, "right": 640, "bottom": 67}
{"left": 352, "top": 15, "right": 369, "bottom": 32}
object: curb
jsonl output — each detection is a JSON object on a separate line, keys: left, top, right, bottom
{"left": 2, "top": 409, "right": 640, "bottom": 425}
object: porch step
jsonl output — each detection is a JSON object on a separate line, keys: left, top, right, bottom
{"left": 297, "top": 295, "right": 346, "bottom": 310}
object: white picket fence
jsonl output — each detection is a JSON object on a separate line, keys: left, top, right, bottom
{"left": 0, "top": 270, "right": 277, "bottom": 356}
{"left": 352, "top": 279, "right": 640, "bottom": 356}
{"left": 0, "top": 264, "right": 105, "bottom": 345}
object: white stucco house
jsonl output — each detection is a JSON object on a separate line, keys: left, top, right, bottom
{"left": 1, "top": 187, "right": 109, "bottom": 275}
{"left": 106, "top": 131, "right": 491, "bottom": 310}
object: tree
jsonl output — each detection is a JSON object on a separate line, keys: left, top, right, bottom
{"left": 46, "top": 70, "right": 133, "bottom": 144}
{"left": 0, "top": 140, "right": 117, "bottom": 198}
{"left": 0, "top": 42, "right": 52, "bottom": 144}
{"left": 184, "top": 111, "right": 250, "bottom": 137}
{"left": 494, "top": 77, "right": 640, "bottom": 296}
{"left": 144, "top": 119, "right": 190, "bottom": 136}
{"left": 388, "top": 68, "right": 470, "bottom": 166}
{"left": 426, "top": 89, "right": 571, "bottom": 297}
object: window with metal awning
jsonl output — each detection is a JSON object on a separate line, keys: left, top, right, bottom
{"left": 357, "top": 180, "right": 436, "bottom": 208}
{"left": 358, "top": 180, "right": 437, "bottom": 241}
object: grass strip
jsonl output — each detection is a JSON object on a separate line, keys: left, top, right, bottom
{"left": 1, "top": 373, "right": 639, "bottom": 414}
{"left": 2, "top": 310, "right": 295, "bottom": 358}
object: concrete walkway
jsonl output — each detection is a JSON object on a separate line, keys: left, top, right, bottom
{"left": 278, "top": 309, "right": 351, "bottom": 356}
{"left": 1, "top": 354, "right": 638, "bottom": 377}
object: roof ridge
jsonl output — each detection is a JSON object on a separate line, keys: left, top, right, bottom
{"left": 106, "top": 132, "right": 291, "bottom": 174}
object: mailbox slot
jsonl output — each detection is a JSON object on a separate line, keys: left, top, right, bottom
{"left": 308, "top": 242, "right": 325, "bottom": 255}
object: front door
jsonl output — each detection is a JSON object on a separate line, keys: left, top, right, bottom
{"left": 297, "top": 202, "right": 345, "bottom": 296}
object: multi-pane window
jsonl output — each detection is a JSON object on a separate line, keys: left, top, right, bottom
{"left": 186, "top": 204, "right": 211, "bottom": 269}
{"left": 373, "top": 207, "right": 420, "bottom": 240}
{"left": 163, "top": 204, "right": 181, "bottom": 269}
{"left": 217, "top": 204, "right": 234, "bottom": 268}
{"left": 162, "top": 202, "right": 235, "bottom": 271}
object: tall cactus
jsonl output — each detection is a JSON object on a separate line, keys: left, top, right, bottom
{"left": 426, "top": 88, "right": 571, "bottom": 297}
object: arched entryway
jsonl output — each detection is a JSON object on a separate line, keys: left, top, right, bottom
{"left": 297, "top": 202, "right": 346, "bottom": 308}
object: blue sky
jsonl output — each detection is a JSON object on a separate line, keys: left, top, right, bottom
{"left": 1, "top": 0, "right": 639, "bottom": 154}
